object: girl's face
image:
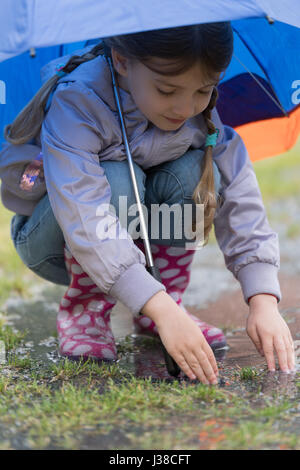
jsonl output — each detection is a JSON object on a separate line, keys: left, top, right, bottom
{"left": 111, "top": 48, "right": 221, "bottom": 130}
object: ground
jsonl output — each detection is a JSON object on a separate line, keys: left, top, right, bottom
{"left": 0, "top": 139, "right": 299, "bottom": 450}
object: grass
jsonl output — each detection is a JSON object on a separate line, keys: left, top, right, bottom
{"left": 0, "top": 319, "right": 27, "bottom": 352}
{"left": 0, "top": 203, "right": 40, "bottom": 305}
{"left": 286, "top": 222, "right": 300, "bottom": 239}
{"left": 0, "top": 355, "right": 298, "bottom": 449}
{"left": 212, "top": 420, "right": 299, "bottom": 450}
{"left": 235, "top": 366, "right": 260, "bottom": 381}
{"left": 0, "top": 323, "right": 297, "bottom": 449}
{"left": 7, "top": 353, "right": 33, "bottom": 369}
{"left": 49, "top": 357, "right": 124, "bottom": 382}
{"left": 253, "top": 137, "right": 300, "bottom": 203}
{"left": 0, "top": 358, "right": 228, "bottom": 449}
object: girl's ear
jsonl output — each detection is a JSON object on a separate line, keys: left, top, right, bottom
{"left": 111, "top": 47, "right": 129, "bottom": 77}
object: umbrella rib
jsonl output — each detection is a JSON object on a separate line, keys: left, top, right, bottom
{"left": 234, "top": 54, "right": 287, "bottom": 115}
{"left": 232, "top": 53, "right": 287, "bottom": 117}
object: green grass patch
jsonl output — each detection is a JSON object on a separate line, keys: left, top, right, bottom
{"left": 252, "top": 400, "right": 294, "bottom": 419}
{"left": 0, "top": 350, "right": 298, "bottom": 450}
{"left": 7, "top": 353, "right": 33, "bottom": 369}
{"left": 0, "top": 320, "right": 27, "bottom": 352}
{"left": 235, "top": 366, "right": 260, "bottom": 381}
{"left": 0, "top": 367, "right": 297, "bottom": 450}
{"left": 49, "top": 357, "right": 124, "bottom": 382}
{"left": 253, "top": 137, "right": 300, "bottom": 203}
{"left": 0, "top": 370, "right": 229, "bottom": 449}
{"left": 0, "top": 202, "right": 39, "bottom": 304}
{"left": 286, "top": 222, "right": 300, "bottom": 239}
{"left": 215, "top": 420, "right": 299, "bottom": 450}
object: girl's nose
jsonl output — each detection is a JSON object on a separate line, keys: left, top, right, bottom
{"left": 172, "top": 99, "right": 196, "bottom": 120}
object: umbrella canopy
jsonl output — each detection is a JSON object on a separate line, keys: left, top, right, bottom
{"left": 0, "top": 0, "right": 299, "bottom": 160}
{"left": 1, "top": 0, "right": 300, "bottom": 61}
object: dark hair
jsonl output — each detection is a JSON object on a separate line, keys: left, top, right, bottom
{"left": 5, "top": 23, "right": 233, "bottom": 244}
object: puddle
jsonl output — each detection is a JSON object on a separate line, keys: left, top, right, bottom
{"left": 116, "top": 333, "right": 228, "bottom": 382}
{"left": 115, "top": 332, "right": 299, "bottom": 401}
{"left": 2, "top": 288, "right": 63, "bottom": 364}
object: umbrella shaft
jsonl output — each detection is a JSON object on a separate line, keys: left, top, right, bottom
{"left": 106, "top": 55, "right": 154, "bottom": 268}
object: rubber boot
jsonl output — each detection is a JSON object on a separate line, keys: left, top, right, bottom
{"left": 57, "top": 246, "right": 118, "bottom": 361}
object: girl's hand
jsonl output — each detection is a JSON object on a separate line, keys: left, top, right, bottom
{"left": 141, "top": 291, "right": 219, "bottom": 384}
{"left": 246, "top": 294, "right": 295, "bottom": 372}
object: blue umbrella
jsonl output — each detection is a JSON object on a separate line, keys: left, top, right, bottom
{"left": 0, "top": 0, "right": 299, "bottom": 157}
{"left": 1, "top": 0, "right": 300, "bottom": 61}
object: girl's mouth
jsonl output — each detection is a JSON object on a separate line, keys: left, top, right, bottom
{"left": 164, "top": 116, "right": 185, "bottom": 124}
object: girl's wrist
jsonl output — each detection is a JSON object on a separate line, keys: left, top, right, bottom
{"left": 141, "top": 290, "right": 185, "bottom": 326}
{"left": 141, "top": 291, "right": 172, "bottom": 323}
{"left": 248, "top": 293, "right": 278, "bottom": 307}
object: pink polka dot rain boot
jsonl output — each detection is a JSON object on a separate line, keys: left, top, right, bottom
{"left": 133, "top": 240, "right": 226, "bottom": 350}
{"left": 56, "top": 246, "right": 118, "bottom": 362}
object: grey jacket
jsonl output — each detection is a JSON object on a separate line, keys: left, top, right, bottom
{"left": 0, "top": 46, "right": 281, "bottom": 315}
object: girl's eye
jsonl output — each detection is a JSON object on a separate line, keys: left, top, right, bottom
{"left": 157, "top": 88, "right": 211, "bottom": 96}
{"left": 157, "top": 88, "right": 175, "bottom": 96}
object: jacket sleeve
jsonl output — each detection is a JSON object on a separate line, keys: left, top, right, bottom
{"left": 41, "top": 80, "right": 166, "bottom": 316}
{"left": 211, "top": 108, "right": 281, "bottom": 304}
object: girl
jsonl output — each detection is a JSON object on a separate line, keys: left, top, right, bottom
{"left": 1, "top": 23, "right": 295, "bottom": 385}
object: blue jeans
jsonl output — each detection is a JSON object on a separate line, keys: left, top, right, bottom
{"left": 10, "top": 149, "right": 221, "bottom": 286}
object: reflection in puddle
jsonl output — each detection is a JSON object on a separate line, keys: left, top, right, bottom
{"left": 117, "top": 335, "right": 227, "bottom": 382}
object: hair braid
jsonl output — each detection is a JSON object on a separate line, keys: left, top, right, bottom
{"left": 191, "top": 86, "right": 220, "bottom": 246}
{"left": 59, "top": 42, "right": 105, "bottom": 74}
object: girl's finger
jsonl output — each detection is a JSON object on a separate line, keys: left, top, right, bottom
{"left": 181, "top": 351, "right": 209, "bottom": 384}
{"left": 288, "top": 331, "right": 295, "bottom": 347}
{"left": 248, "top": 325, "right": 263, "bottom": 356}
{"left": 174, "top": 353, "right": 203, "bottom": 382}
{"left": 202, "top": 342, "right": 219, "bottom": 376}
{"left": 283, "top": 335, "right": 295, "bottom": 371}
{"left": 192, "top": 348, "right": 218, "bottom": 384}
{"left": 273, "top": 336, "right": 289, "bottom": 372}
{"left": 261, "top": 336, "right": 276, "bottom": 371}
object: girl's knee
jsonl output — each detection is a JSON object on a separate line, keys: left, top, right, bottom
{"left": 147, "top": 149, "right": 221, "bottom": 203}
{"left": 27, "top": 256, "right": 70, "bottom": 285}
{"left": 10, "top": 205, "right": 69, "bottom": 285}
